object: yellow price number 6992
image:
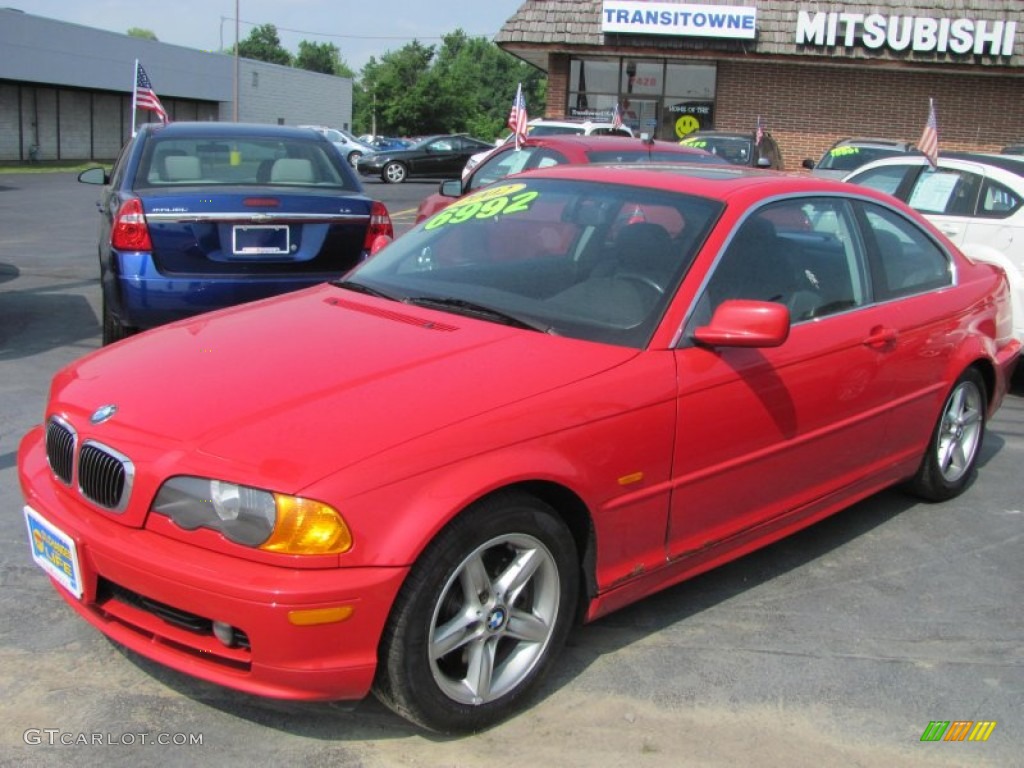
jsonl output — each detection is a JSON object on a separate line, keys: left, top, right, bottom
{"left": 425, "top": 184, "right": 539, "bottom": 231}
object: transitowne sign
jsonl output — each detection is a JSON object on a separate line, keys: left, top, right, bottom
{"left": 602, "top": 1, "right": 757, "bottom": 39}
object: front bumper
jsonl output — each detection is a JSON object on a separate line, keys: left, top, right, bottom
{"left": 18, "top": 426, "right": 407, "bottom": 701}
{"left": 354, "top": 160, "right": 385, "bottom": 177}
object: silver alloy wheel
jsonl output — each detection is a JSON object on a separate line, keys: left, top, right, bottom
{"left": 428, "top": 532, "right": 561, "bottom": 706}
{"left": 348, "top": 151, "right": 362, "bottom": 167}
{"left": 383, "top": 161, "right": 406, "bottom": 183}
{"left": 936, "top": 379, "right": 984, "bottom": 483}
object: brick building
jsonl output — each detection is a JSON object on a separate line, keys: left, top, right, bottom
{"left": 495, "top": 1, "right": 1024, "bottom": 169}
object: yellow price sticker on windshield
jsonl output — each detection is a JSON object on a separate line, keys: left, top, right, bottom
{"left": 425, "top": 185, "right": 539, "bottom": 230}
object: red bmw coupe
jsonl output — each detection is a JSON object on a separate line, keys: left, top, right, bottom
{"left": 20, "top": 163, "right": 1020, "bottom": 733}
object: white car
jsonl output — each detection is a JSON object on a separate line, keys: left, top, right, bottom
{"left": 298, "top": 125, "right": 375, "bottom": 166}
{"left": 845, "top": 153, "right": 1024, "bottom": 341}
{"left": 463, "top": 118, "right": 634, "bottom": 178}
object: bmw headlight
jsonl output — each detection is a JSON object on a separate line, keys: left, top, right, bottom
{"left": 152, "top": 476, "right": 352, "bottom": 554}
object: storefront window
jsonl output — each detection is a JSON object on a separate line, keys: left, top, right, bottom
{"left": 664, "top": 62, "right": 716, "bottom": 139}
{"left": 568, "top": 58, "right": 620, "bottom": 119}
{"left": 568, "top": 57, "right": 717, "bottom": 141}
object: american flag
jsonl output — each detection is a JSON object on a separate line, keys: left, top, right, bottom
{"left": 919, "top": 98, "right": 938, "bottom": 167}
{"left": 612, "top": 102, "right": 624, "bottom": 130}
{"left": 507, "top": 83, "right": 528, "bottom": 147}
{"left": 135, "top": 63, "right": 169, "bottom": 124}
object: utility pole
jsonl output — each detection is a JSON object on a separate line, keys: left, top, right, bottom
{"left": 233, "top": 0, "right": 239, "bottom": 122}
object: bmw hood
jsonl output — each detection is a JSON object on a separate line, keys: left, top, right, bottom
{"left": 49, "top": 284, "right": 637, "bottom": 492}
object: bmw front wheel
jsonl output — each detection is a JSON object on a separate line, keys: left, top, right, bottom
{"left": 373, "top": 492, "right": 579, "bottom": 733}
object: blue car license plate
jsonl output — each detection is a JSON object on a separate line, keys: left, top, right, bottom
{"left": 24, "top": 506, "right": 83, "bottom": 599}
{"left": 232, "top": 224, "right": 290, "bottom": 255}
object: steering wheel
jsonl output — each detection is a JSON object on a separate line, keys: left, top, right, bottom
{"left": 617, "top": 272, "right": 665, "bottom": 295}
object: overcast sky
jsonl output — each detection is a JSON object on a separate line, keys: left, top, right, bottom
{"left": 14, "top": 0, "right": 525, "bottom": 71}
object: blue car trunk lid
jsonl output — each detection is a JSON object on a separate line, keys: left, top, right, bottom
{"left": 141, "top": 191, "right": 372, "bottom": 276}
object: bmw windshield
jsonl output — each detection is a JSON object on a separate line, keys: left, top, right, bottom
{"left": 344, "top": 178, "right": 722, "bottom": 348}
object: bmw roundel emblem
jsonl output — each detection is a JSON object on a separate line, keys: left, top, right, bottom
{"left": 90, "top": 404, "right": 118, "bottom": 424}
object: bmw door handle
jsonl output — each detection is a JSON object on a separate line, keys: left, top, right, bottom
{"left": 864, "top": 326, "right": 898, "bottom": 349}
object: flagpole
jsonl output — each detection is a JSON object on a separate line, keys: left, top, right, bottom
{"left": 131, "top": 59, "right": 139, "bottom": 137}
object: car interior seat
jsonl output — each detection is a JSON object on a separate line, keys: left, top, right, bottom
{"left": 612, "top": 222, "right": 677, "bottom": 292}
{"left": 270, "top": 158, "right": 315, "bottom": 184}
{"left": 163, "top": 154, "right": 202, "bottom": 182}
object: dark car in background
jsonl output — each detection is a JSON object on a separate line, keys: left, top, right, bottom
{"left": 79, "top": 121, "right": 393, "bottom": 344}
{"left": 679, "top": 130, "right": 784, "bottom": 170}
{"left": 416, "top": 134, "right": 724, "bottom": 222}
{"left": 355, "top": 134, "right": 494, "bottom": 183}
{"left": 802, "top": 137, "right": 916, "bottom": 178}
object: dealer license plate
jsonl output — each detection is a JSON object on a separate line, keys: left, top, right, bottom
{"left": 24, "top": 506, "right": 83, "bottom": 599}
{"left": 232, "top": 224, "right": 290, "bottom": 255}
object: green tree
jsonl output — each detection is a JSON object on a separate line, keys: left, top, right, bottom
{"left": 237, "top": 23, "right": 291, "bottom": 66}
{"left": 126, "top": 27, "right": 158, "bottom": 41}
{"left": 353, "top": 31, "right": 545, "bottom": 140}
{"left": 359, "top": 40, "right": 437, "bottom": 137}
{"left": 296, "top": 40, "right": 354, "bottom": 77}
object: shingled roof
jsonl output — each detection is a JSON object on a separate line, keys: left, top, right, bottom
{"left": 496, "top": 1, "right": 1024, "bottom": 70}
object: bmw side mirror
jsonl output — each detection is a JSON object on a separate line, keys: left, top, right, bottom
{"left": 440, "top": 180, "right": 463, "bottom": 198}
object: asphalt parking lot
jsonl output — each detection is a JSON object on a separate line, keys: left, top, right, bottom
{"left": 0, "top": 172, "right": 1021, "bottom": 767}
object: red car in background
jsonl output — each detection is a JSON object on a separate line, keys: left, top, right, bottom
{"left": 415, "top": 134, "right": 724, "bottom": 223}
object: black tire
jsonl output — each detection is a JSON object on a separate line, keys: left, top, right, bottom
{"left": 906, "top": 368, "right": 987, "bottom": 501}
{"left": 373, "top": 491, "right": 579, "bottom": 733}
{"left": 382, "top": 161, "right": 407, "bottom": 184}
{"left": 347, "top": 150, "right": 362, "bottom": 167}
{"left": 101, "top": 293, "right": 135, "bottom": 345}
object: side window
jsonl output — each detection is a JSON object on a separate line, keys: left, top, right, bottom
{"left": 527, "top": 149, "right": 569, "bottom": 171}
{"left": 907, "top": 168, "right": 982, "bottom": 215}
{"left": 688, "top": 199, "right": 867, "bottom": 332}
{"left": 848, "top": 165, "right": 909, "bottom": 197}
{"left": 861, "top": 203, "right": 952, "bottom": 300}
{"left": 978, "top": 178, "right": 1022, "bottom": 218}
{"left": 468, "top": 147, "right": 538, "bottom": 191}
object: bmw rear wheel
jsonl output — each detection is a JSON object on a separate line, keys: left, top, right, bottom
{"left": 906, "top": 368, "right": 986, "bottom": 501}
{"left": 373, "top": 492, "right": 579, "bottom": 733}
{"left": 382, "top": 161, "right": 407, "bottom": 184}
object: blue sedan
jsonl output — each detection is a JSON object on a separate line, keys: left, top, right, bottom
{"left": 79, "top": 122, "right": 393, "bottom": 344}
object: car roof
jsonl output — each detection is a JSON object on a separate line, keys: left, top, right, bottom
{"left": 528, "top": 117, "right": 616, "bottom": 127}
{"left": 828, "top": 136, "right": 913, "bottom": 150}
{"left": 516, "top": 162, "right": 892, "bottom": 205}
{"left": 519, "top": 134, "right": 708, "bottom": 153}
{"left": 940, "top": 151, "right": 1024, "bottom": 176}
{"left": 140, "top": 122, "right": 327, "bottom": 142}
{"left": 683, "top": 131, "right": 759, "bottom": 140}
{"left": 844, "top": 152, "right": 1024, "bottom": 180}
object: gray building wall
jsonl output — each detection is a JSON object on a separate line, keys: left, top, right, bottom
{"left": 0, "top": 9, "right": 353, "bottom": 162}
{"left": 232, "top": 60, "right": 352, "bottom": 130}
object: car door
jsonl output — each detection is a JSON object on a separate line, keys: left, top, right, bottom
{"left": 903, "top": 162, "right": 984, "bottom": 246}
{"left": 856, "top": 200, "right": 962, "bottom": 457}
{"left": 407, "top": 137, "right": 449, "bottom": 177}
{"left": 465, "top": 146, "right": 571, "bottom": 194}
{"left": 961, "top": 173, "right": 1024, "bottom": 267}
{"left": 667, "top": 197, "right": 900, "bottom": 558}
{"left": 421, "top": 137, "right": 466, "bottom": 177}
